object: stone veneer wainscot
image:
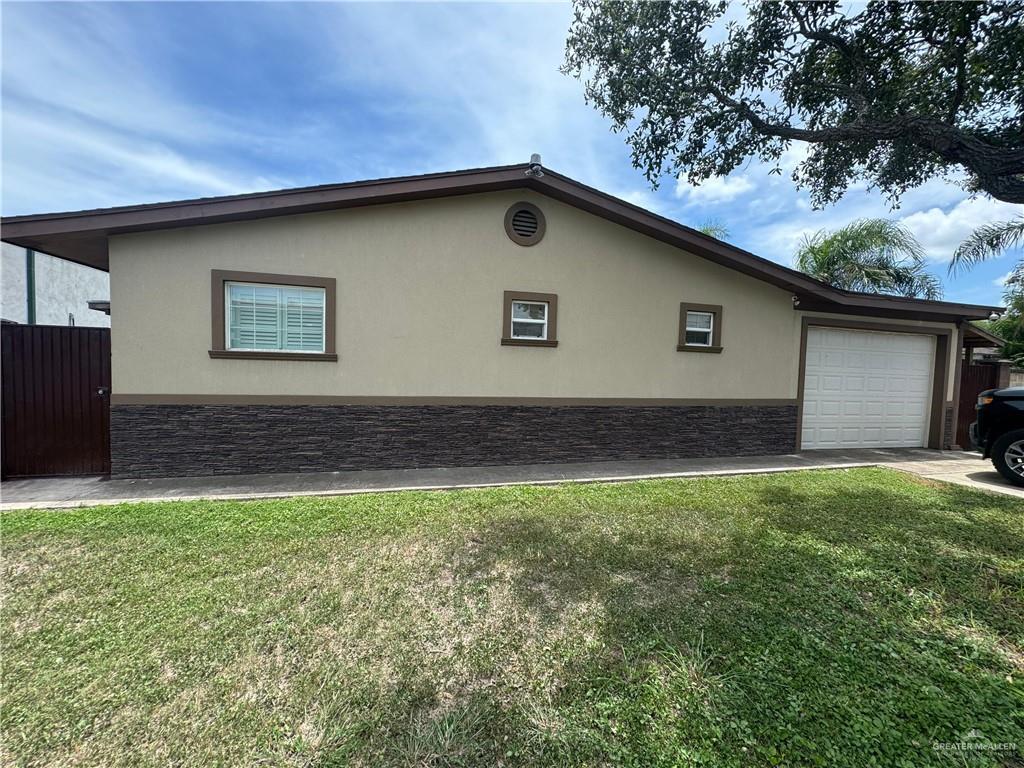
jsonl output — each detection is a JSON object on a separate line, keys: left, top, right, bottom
{"left": 110, "top": 403, "right": 799, "bottom": 478}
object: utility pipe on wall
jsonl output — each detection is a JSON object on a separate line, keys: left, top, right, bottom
{"left": 25, "top": 248, "right": 36, "bottom": 325}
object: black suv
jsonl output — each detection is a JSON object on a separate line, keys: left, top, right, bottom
{"left": 971, "top": 386, "right": 1024, "bottom": 487}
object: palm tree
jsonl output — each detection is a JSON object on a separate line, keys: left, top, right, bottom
{"left": 948, "top": 216, "right": 1024, "bottom": 274}
{"left": 697, "top": 220, "right": 730, "bottom": 239}
{"left": 957, "top": 223, "right": 1024, "bottom": 366}
{"left": 794, "top": 219, "right": 942, "bottom": 299}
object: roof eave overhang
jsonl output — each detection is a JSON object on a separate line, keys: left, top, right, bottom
{"left": 1, "top": 163, "right": 1002, "bottom": 322}
{"left": 793, "top": 297, "right": 999, "bottom": 323}
{"left": 1, "top": 164, "right": 532, "bottom": 271}
{"left": 963, "top": 321, "right": 1006, "bottom": 346}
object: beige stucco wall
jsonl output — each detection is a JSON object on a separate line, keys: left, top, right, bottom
{"left": 109, "top": 189, "right": 951, "bottom": 401}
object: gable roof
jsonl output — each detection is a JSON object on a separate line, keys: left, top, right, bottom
{"left": 1, "top": 162, "right": 1000, "bottom": 321}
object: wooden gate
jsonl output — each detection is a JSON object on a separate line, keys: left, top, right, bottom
{"left": 1, "top": 325, "right": 111, "bottom": 478}
{"left": 956, "top": 361, "right": 1002, "bottom": 450}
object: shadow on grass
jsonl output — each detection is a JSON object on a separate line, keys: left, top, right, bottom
{"left": 336, "top": 472, "right": 1023, "bottom": 768}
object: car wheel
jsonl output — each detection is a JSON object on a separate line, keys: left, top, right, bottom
{"left": 991, "top": 429, "right": 1024, "bottom": 488}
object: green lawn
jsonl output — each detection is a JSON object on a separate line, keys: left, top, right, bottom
{"left": 3, "top": 468, "right": 1023, "bottom": 767}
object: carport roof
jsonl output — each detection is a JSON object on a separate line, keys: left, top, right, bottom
{"left": 963, "top": 322, "right": 1006, "bottom": 347}
{"left": 1, "top": 162, "right": 1001, "bottom": 321}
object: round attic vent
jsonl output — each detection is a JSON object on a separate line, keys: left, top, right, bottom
{"left": 504, "top": 202, "right": 545, "bottom": 246}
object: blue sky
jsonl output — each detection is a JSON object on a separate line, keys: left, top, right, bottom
{"left": 3, "top": 1, "right": 1020, "bottom": 304}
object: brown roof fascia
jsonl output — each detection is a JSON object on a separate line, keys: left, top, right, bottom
{"left": 0, "top": 164, "right": 531, "bottom": 270}
{"left": 525, "top": 170, "right": 1001, "bottom": 320}
{"left": 0, "top": 162, "right": 1002, "bottom": 320}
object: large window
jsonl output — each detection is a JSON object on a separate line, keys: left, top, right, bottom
{"left": 678, "top": 303, "right": 723, "bottom": 353}
{"left": 501, "top": 291, "right": 558, "bottom": 347}
{"left": 209, "top": 270, "right": 337, "bottom": 361}
{"left": 226, "top": 282, "right": 325, "bottom": 353}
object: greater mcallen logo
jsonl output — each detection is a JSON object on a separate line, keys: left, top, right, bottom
{"left": 932, "top": 728, "right": 1018, "bottom": 755}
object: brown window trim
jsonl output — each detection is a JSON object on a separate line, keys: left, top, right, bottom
{"left": 501, "top": 290, "right": 558, "bottom": 347}
{"left": 504, "top": 202, "right": 546, "bottom": 246}
{"left": 677, "top": 303, "right": 723, "bottom": 353}
{"left": 210, "top": 269, "right": 337, "bottom": 361}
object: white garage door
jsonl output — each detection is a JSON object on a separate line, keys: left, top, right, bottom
{"left": 801, "top": 327, "right": 935, "bottom": 449}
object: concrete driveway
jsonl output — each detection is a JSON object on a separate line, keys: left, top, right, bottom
{"left": 2, "top": 448, "right": 1021, "bottom": 510}
{"left": 884, "top": 452, "right": 1024, "bottom": 500}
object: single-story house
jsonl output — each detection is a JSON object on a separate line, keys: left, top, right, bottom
{"left": 0, "top": 161, "right": 1001, "bottom": 478}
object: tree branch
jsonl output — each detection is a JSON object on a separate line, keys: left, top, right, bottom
{"left": 785, "top": 2, "right": 855, "bottom": 58}
{"left": 704, "top": 82, "right": 1024, "bottom": 202}
{"left": 945, "top": 40, "right": 968, "bottom": 124}
{"left": 784, "top": 1, "right": 869, "bottom": 115}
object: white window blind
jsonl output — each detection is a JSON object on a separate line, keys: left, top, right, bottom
{"left": 226, "top": 282, "right": 325, "bottom": 353}
{"left": 685, "top": 310, "right": 714, "bottom": 346}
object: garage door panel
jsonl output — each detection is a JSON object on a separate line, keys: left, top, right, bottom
{"left": 815, "top": 426, "right": 839, "bottom": 444}
{"left": 884, "top": 425, "right": 908, "bottom": 440}
{"left": 822, "top": 375, "right": 843, "bottom": 391}
{"left": 888, "top": 401, "right": 913, "bottom": 416}
{"left": 885, "top": 375, "right": 908, "bottom": 391}
{"left": 802, "top": 327, "right": 934, "bottom": 449}
{"left": 908, "top": 378, "right": 931, "bottom": 396}
{"left": 819, "top": 400, "right": 841, "bottom": 417}
{"left": 866, "top": 377, "right": 887, "bottom": 392}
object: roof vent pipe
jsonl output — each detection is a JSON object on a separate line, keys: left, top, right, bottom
{"left": 525, "top": 154, "right": 544, "bottom": 177}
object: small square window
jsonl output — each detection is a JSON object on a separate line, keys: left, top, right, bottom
{"left": 684, "top": 311, "right": 713, "bottom": 347}
{"left": 502, "top": 291, "right": 558, "bottom": 347}
{"left": 511, "top": 301, "right": 548, "bottom": 340}
{"left": 678, "top": 303, "right": 723, "bottom": 353}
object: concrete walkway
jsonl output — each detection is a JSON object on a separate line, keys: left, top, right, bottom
{"left": 2, "top": 448, "right": 1021, "bottom": 510}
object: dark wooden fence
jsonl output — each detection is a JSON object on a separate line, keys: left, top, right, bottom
{"left": 1, "top": 325, "right": 111, "bottom": 478}
{"left": 956, "top": 362, "right": 1002, "bottom": 450}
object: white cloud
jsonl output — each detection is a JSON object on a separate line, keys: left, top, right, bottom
{"left": 613, "top": 188, "right": 668, "bottom": 216}
{"left": 0, "top": 3, "right": 294, "bottom": 213}
{"left": 675, "top": 174, "right": 755, "bottom": 205}
{"left": 994, "top": 270, "right": 1015, "bottom": 287}
{"left": 1, "top": 4, "right": 244, "bottom": 148}
{"left": 899, "top": 196, "right": 1021, "bottom": 263}
{"left": 1, "top": 0, "right": 1018, "bottom": 313}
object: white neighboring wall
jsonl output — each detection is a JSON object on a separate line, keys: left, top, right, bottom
{"left": 1, "top": 242, "right": 110, "bottom": 327}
